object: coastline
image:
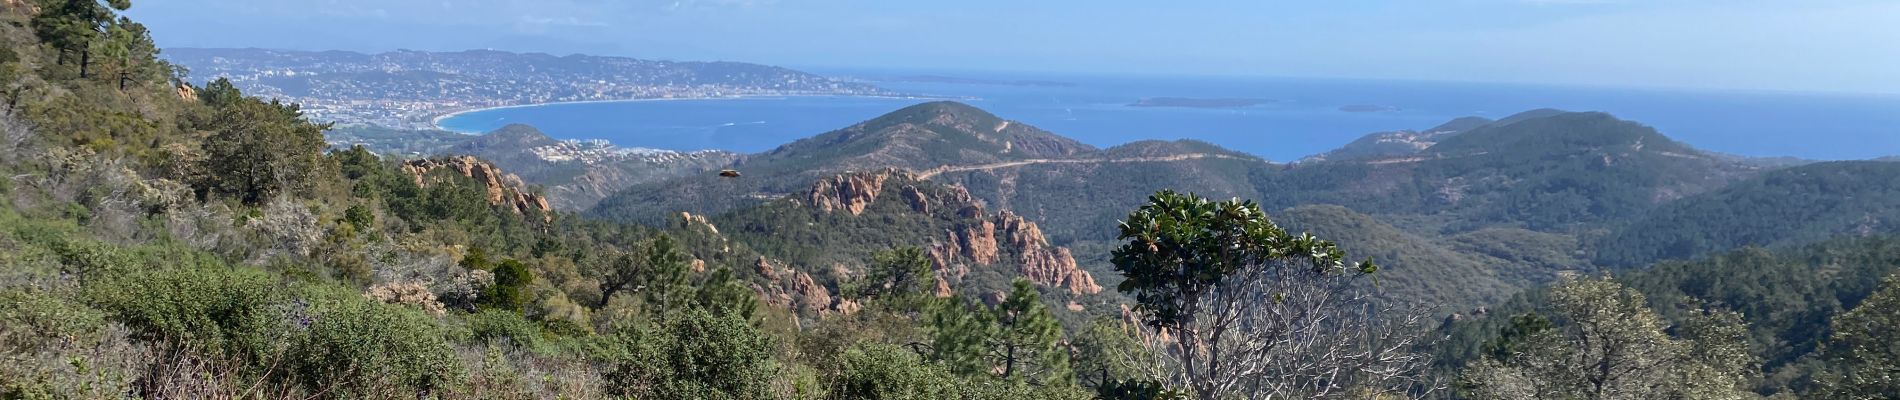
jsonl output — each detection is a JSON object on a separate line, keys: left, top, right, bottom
{"left": 429, "top": 93, "right": 962, "bottom": 134}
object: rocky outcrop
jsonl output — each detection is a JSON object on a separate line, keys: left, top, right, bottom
{"left": 806, "top": 169, "right": 900, "bottom": 215}
{"left": 797, "top": 168, "right": 1102, "bottom": 296}
{"left": 679, "top": 211, "right": 720, "bottom": 235}
{"left": 995, "top": 211, "right": 1101, "bottom": 294}
{"left": 903, "top": 185, "right": 930, "bottom": 213}
{"left": 402, "top": 156, "right": 552, "bottom": 219}
{"left": 929, "top": 209, "right": 1100, "bottom": 295}
{"left": 753, "top": 257, "right": 846, "bottom": 316}
{"left": 175, "top": 84, "right": 197, "bottom": 102}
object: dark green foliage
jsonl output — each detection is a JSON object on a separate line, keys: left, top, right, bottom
{"left": 1480, "top": 313, "right": 1552, "bottom": 361}
{"left": 1112, "top": 190, "right": 1362, "bottom": 328}
{"left": 605, "top": 308, "right": 776, "bottom": 399}
{"left": 466, "top": 309, "right": 545, "bottom": 349}
{"left": 342, "top": 204, "right": 374, "bottom": 231}
{"left": 833, "top": 344, "right": 963, "bottom": 399}
{"left": 595, "top": 234, "right": 689, "bottom": 309}
{"left": 1817, "top": 273, "right": 1900, "bottom": 399}
{"left": 1441, "top": 236, "right": 1900, "bottom": 396}
{"left": 985, "top": 280, "right": 1071, "bottom": 383}
{"left": 482, "top": 259, "right": 533, "bottom": 311}
{"left": 831, "top": 343, "right": 1090, "bottom": 400}
{"left": 849, "top": 246, "right": 937, "bottom": 307}
{"left": 84, "top": 264, "right": 285, "bottom": 362}
{"left": 286, "top": 287, "right": 460, "bottom": 397}
{"left": 1595, "top": 161, "right": 1900, "bottom": 267}
{"left": 196, "top": 78, "right": 332, "bottom": 204}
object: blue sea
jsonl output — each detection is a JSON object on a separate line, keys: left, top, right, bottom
{"left": 435, "top": 70, "right": 1900, "bottom": 162}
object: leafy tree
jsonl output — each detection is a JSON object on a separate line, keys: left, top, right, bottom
{"left": 1481, "top": 313, "right": 1554, "bottom": 361}
{"left": 481, "top": 259, "right": 533, "bottom": 312}
{"left": 1071, "top": 318, "right": 1166, "bottom": 393}
{"left": 985, "top": 280, "right": 1071, "bottom": 383}
{"left": 849, "top": 246, "right": 939, "bottom": 311}
{"left": 197, "top": 84, "right": 330, "bottom": 204}
{"left": 31, "top": 0, "right": 129, "bottom": 76}
{"left": 97, "top": 17, "right": 154, "bottom": 90}
{"left": 595, "top": 234, "right": 689, "bottom": 309}
{"left": 1817, "top": 273, "right": 1900, "bottom": 399}
{"left": 1460, "top": 276, "right": 1758, "bottom": 400}
{"left": 1111, "top": 190, "right": 1436, "bottom": 399}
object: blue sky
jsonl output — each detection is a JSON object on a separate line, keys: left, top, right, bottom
{"left": 128, "top": 0, "right": 1900, "bottom": 94}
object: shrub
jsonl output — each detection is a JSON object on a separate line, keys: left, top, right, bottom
{"left": 604, "top": 308, "right": 776, "bottom": 399}
{"left": 285, "top": 286, "right": 461, "bottom": 397}
{"left": 83, "top": 265, "right": 285, "bottom": 363}
{"left": 465, "top": 308, "right": 543, "bottom": 350}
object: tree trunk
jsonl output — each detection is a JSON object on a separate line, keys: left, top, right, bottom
{"left": 79, "top": 46, "right": 91, "bottom": 78}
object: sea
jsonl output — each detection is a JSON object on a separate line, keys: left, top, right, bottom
{"left": 434, "top": 69, "right": 1900, "bottom": 162}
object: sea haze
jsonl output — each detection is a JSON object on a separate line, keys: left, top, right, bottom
{"left": 435, "top": 70, "right": 1900, "bottom": 162}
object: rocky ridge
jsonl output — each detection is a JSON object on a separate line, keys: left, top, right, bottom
{"left": 401, "top": 156, "right": 551, "bottom": 218}
{"left": 802, "top": 169, "right": 1102, "bottom": 295}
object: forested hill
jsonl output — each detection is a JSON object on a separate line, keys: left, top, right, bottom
{"left": 1594, "top": 160, "right": 1900, "bottom": 267}
{"left": 588, "top": 101, "right": 1110, "bottom": 226}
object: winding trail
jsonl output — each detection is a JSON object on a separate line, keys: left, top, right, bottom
{"left": 915, "top": 153, "right": 1254, "bottom": 180}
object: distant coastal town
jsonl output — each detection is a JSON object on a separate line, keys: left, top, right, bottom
{"left": 165, "top": 48, "right": 898, "bottom": 130}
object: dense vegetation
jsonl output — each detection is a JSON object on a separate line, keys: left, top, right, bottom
{"left": 1438, "top": 236, "right": 1900, "bottom": 396}
{"left": 1594, "top": 161, "right": 1900, "bottom": 267}
{"left": 7, "top": 1, "right": 1900, "bottom": 398}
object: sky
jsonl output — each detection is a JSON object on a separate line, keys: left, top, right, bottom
{"left": 127, "top": 0, "right": 1900, "bottom": 94}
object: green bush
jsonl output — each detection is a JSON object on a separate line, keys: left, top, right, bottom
{"left": 0, "top": 289, "right": 109, "bottom": 352}
{"left": 604, "top": 308, "right": 776, "bottom": 399}
{"left": 465, "top": 308, "right": 544, "bottom": 350}
{"left": 481, "top": 259, "right": 533, "bottom": 311}
{"left": 83, "top": 265, "right": 284, "bottom": 362}
{"left": 286, "top": 286, "right": 461, "bottom": 397}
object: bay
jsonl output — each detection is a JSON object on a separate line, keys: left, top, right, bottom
{"left": 435, "top": 70, "right": 1900, "bottom": 162}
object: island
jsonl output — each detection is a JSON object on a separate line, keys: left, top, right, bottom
{"left": 1339, "top": 104, "right": 1403, "bottom": 113}
{"left": 889, "top": 75, "right": 1077, "bottom": 87}
{"left": 1128, "top": 97, "right": 1277, "bottom": 109}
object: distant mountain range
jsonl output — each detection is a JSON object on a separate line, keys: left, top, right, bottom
{"left": 165, "top": 48, "right": 894, "bottom": 129}
{"left": 345, "top": 101, "right": 1900, "bottom": 313}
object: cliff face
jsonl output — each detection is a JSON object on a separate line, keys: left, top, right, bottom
{"left": 752, "top": 256, "right": 848, "bottom": 316}
{"left": 402, "top": 156, "right": 551, "bottom": 219}
{"left": 806, "top": 169, "right": 892, "bottom": 215}
{"left": 800, "top": 169, "right": 1101, "bottom": 295}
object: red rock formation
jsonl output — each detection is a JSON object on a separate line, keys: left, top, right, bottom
{"left": 752, "top": 257, "right": 844, "bottom": 316}
{"left": 996, "top": 211, "right": 1102, "bottom": 294}
{"left": 806, "top": 170, "right": 898, "bottom": 215}
{"left": 959, "top": 220, "right": 1000, "bottom": 264}
{"left": 402, "top": 156, "right": 551, "bottom": 220}
{"left": 903, "top": 185, "right": 930, "bottom": 213}
{"left": 679, "top": 211, "right": 720, "bottom": 235}
{"left": 801, "top": 169, "right": 1101, "bottom": 295}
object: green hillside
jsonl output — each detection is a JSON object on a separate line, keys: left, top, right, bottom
{"left": 1258, "top": 111, "right": 1760, "bottom": 232}
{"left": 1594, "top": 161, "right": 1900, "bottom": 266}
{"left": 1440, "top": 236, "right": 1900, "bottom": 396}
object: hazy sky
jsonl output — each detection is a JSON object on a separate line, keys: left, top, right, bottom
{"left": 129, "top": 0, "right": 1900, "bottom": 94}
